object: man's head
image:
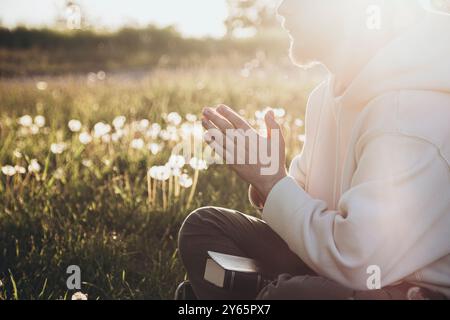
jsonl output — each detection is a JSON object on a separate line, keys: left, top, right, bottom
{"left": 277, "top": 0, "right": 427, "bottom": 69}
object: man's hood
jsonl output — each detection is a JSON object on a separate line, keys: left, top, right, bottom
{"left": 341, "top": 10, "right": 450, "bottom": 110}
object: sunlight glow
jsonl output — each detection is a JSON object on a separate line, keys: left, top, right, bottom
{"left": 0, "top": 0, "right": 229, "bottom": 38}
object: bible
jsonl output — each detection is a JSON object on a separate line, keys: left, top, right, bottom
{"left": 203, "top": 251, "right": 273, "bottom": 296}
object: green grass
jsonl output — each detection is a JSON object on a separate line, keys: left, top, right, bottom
{"left": 0, "top": 68, "right": 313, "bottom": 299}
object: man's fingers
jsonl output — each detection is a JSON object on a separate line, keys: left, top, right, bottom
{"left": 216, "top": 104, "right": 251, "bottom": 130}
{"left": 202, "top": 107, "right": 233, "bottom": 132}
{"left": 203, "top": 130, "right": 234, "bottom": 164}
{"left": 264, "top": 109, "right": 284, "bottom": 142}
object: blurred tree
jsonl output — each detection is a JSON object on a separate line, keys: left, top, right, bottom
{"left": 225, "top": 0, "right": 279, "bottom": 37}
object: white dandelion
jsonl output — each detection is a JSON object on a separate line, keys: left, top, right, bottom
{"left": 34, "top": 115, "right": 46, "bottom": 128}
{"left": 186, "top": 113, "right": 197, "bottom": 122}
{"left": 93, "top": 122, "right": 111, "bottom": 138}
{"left": 167, "top": 112, "right": 182, "bottom": 126}
{"left": 18, "top": 115, "right": 33, "bottom": 127}
{"left": 79, "top": 132, "right": 93, "bottom": 145}
{"left": 148, "top": 143, "right": 162, "bottom": 155}
{"left": 13, "top": 149, "right": 23, "bottom": 158}
{"left": 30, "top": 124, "right": 40, "bottom": 135}
{"left": 189, "top": 157, "right": 207, "bottom": 170}
{"left": 97, "top": 71, "right": 106, "bottom": 81}
{"left": 168, "top": 155, "right": 185, "bottom": 169}
{"left": 138, "top": 119, "right": 150, "bottom": 131}
{"left": 274, "top": 108, "right": 286, "bottom": 118}
{"left": 68, "top": 119, "right": 82, "bottom": 132}
{"left": 294, "top": 119, "right": 304, "bottom": 127}
{"left": 14, "top": 165, "right": 26, "bottom": 174}
{"left": 36, "top": 81, "right": 48, "bottom": 91}
{"left": 28, "top": 159, "right": 41, "bottom": 173}
{"left": 112, "top": 116, "right": 126, "bottom": 130}
{"left": 50, "top": 142, "right": 67, "bottom": 155}
{"left": 148, "top": 166, "right": 159, "bottom": 179}
{"left": 81, "top": 159, "right": 93, "bottom": 168}
{"left": 1, "top": 165, "right": 16, "bottom": 176}
{"left": 179, "top": 173, "right": 193, "bottom": 188}
{"left": 130, "top": 138, "right": 145, "bottom": 150}
{"left": 154, "top": 166, "right": 171, "bottom": 181}
{"left": 254, "top": 110, "right": 265, "bottom": 120}
{"left": 71, "top": 292, "right": 88, "bottom": 300}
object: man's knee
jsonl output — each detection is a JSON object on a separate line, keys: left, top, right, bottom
{"left": 177, "top": 206, "right": 225, "bottom": 260}
{"left": 256, "top": 274, "right": 355, "bottom": 300}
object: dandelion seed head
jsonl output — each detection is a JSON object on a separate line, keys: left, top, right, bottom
{"left": 186, "top": 113, "right": 197, "bottom": 122}
{"left": 18, "top": 115, "right": 33, "bottom": 127}
{"left": 138, "top": 119, "right": 150, "bottom": 131}
{"left": 189, "top": 157, "right": 207, "bottom": 171}
{"left": 148, "top": 143, "right": 161, "bottom": 155}
{"left": 93, "top": 122, "right": 111, "bottom": 138}
{"left": 179, "top": 173, "right": 193, "bottom": 188}
{"left": 79, "top": 132, "right": 93, "bottom": 145}
{"left": 97, "top": 71, "right": 106, "bottom": 81}
{"left": 1, "top": 165, "right": 16, "bottom": 176}
{"left": 152, "top": 165, "right": 171, "bottom": 181}
{"left": 30, "top": 124, "right": 40, "bottom": 135}
{"left": 36, "top": 81, "right": 48, "bottom": 91}
{"left": 167, "top": 112, "right": 182, "bottom": 126}
{"left": 294, "top": 119, "right": 304, "bottom": 127}
{"left": 50, "top": 142, "right": 67, "bottom": 155}
{"left": 68, "top": 119, "right": 82, "bottom": 132}
{"left": 159, "top": 129, "right": 171, "bottom": 141}
{"left": 82, "top": 159, "right": 93, "bottom": 168}
{"left": 13, "top": 150, "right": 23, "bottom": 158}
{"left": 14, "top": 165, "right": 26, "bottom": 175}
{"left": 168, "top": 155, "right": 186, "bottom": 169}
{"left": 130, "top": 138, "right": 145, "bottom": 150}
{"left": 112, "top": 116, "right": 126, "bottom": 130}
{"left": 254, "top": 110, "right": 265, "bottom": 120}
{"left": 28, "top": 159, "right": 41, "bottom": 173}
{"left": 148, "top": 166, "right": 159, "bottom": 179}
{"left": 274, "top": 108, "right": 286, "bottom": 118}
{"left": 34, "top": 115, "right": 46, "bottom": 128}
{"left": 87, "top": 72, "right": 97, "bottom": 84}
{"left": 71, "top": 292, "right": 88, "bottom": 300}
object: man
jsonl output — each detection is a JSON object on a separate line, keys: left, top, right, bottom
{"left": 177, "top": 0, "right": 450, "bottom": 299}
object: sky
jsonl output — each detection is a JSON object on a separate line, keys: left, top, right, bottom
{"left": 0, "top": 0, "right": 230, "bottom": 38}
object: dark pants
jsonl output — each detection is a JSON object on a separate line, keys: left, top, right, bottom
{"left": 177, "top": 206, "right": 416, "bottom": 300}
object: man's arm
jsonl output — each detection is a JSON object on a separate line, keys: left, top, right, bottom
{"left": 262, "top": 134, "right": 450, "bottom": 289}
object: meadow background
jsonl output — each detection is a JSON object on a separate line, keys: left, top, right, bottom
{"left": 0, "top": 0, "right": 322, "bottom": 300}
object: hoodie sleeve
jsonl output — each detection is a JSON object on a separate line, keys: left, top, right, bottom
{"left": 262, "top": 133, "right": 450, "bottom": 290}
{"left": 248, "top": 153, "right": 307, "bottom": 210}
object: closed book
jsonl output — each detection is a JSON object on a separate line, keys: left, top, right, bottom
{"left": 203, "top": 251, "right": 272, "bottom": 296}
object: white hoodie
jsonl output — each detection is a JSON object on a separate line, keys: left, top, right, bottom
{"left": 261, "top": 10, "right": 450, "bottom": 296}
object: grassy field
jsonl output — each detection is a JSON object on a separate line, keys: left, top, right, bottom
{"left": 0, "top": 67, "right": 317, "bottom": 299}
